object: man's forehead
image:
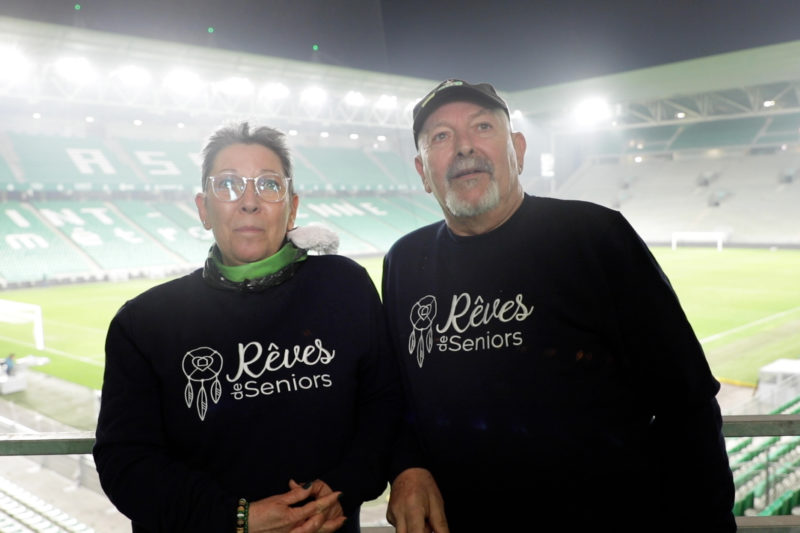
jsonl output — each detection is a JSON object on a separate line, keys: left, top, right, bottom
{"left": 424, "top": 102, "right": 499, "bottom": 126}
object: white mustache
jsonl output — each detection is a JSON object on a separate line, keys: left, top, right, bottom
{"left": 446, "top": 157, "right": 493, "bottom": 180}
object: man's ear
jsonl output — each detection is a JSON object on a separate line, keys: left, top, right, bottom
{"left": 415, "top": 155, "right": 432, "bottom": 193}
{"left": 512, "top": 132, "right": 527, "bottom": 173}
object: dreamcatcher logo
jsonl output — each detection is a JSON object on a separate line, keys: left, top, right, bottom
{"left": 408, "top": 295, "right": 437, "bottom": 368}
{"left": 182, "top": 347, "right": 223, "bottom": 421}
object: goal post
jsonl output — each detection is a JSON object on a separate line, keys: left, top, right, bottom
{"left": 0, "top": 299, "right": 45, "bottom": 350}
{"left": 670, "top": 231, "right": 727, "bottom": 252}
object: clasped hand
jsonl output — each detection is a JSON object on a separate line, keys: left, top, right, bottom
{"left": 247, "top": 479, "right": 346, "bottom": 533}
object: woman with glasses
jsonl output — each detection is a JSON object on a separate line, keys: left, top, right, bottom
{"left": 94, "top": 122, "right": 401, "bottom": 533}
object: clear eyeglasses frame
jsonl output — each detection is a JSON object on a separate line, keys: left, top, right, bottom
{"left": 204, "top": 172, "right": 291, "bottom": 203}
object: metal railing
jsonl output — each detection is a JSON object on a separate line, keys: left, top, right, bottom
{"left": 3, "top": 415, "right": 800, "bottom": 531}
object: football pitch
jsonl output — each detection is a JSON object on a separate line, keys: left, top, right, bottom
{"left": 0, "top": 247, "right": 798, "bottom": 392}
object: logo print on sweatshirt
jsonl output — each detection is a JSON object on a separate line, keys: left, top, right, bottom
{"left": 182, "top": 347, "right": 223, "bottom": 421}
{"left": 408, "top": 295, "right": 437, "bottom": 368}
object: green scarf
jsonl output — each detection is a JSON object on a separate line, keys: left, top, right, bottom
{"left": 202, "top": 242, "right": 307, "bottom": 292}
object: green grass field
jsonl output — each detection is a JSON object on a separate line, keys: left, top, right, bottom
{"left": 1, "top": 248, "right": 799, "bottom": 391}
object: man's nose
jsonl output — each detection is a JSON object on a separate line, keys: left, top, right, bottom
{"left": 455, "top": 132, "right": 475, "bottom": 156}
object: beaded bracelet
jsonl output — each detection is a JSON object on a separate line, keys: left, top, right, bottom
{"left": 236, "top": 498, "right": 249, "bottom": 533}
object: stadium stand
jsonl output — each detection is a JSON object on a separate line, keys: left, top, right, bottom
{"left": 8, "top": 133, "right": 142, "bottom": 191}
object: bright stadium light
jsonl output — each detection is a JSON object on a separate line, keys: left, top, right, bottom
{"left": 215, "top": 76, "right": 254, "bottom": 97}
{"left": 349, "top": 133, "right": 359, "bottom": 140}
{"left": 0, "top": 45, "right": 33, "bottom": 82}
{"left": 301, "top": 86, "right": 327, "bottom": 106}
{"left": 572, "top": 97, "right": 611, "bottom": 127}
{"left": 54, "top": 56, "right": 97, "bottom": 85}
{"left": 376, "top": 135, "right": 386, "bottom": 142}
{"left": 676, "top": 112, "right": 686, "bottom": 119}
{"left": 260, "top": 82, "right": 289, "bottom": 100}
{"left": 344, "top": 90, "right": 365, "bottom": 107}
{"left": 320, "top": 131, "right": 329, "bottom": 138}
{"left": 763, "top": 100, "right": 776, "bottom": 108}
{"left": 375, "top": 94, "right": 397, "bottom": 110}
{"left": 164, "top": 68, "right": 204, "bottom": 96}
{"left": 111, "top": 65, "right": 152, "bottom": 88}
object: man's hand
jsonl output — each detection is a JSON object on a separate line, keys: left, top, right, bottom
{"left": 387, "top": 468, "right": 449, "bottom": 533}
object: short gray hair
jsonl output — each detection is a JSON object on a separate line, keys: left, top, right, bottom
{"left": 200, "top": 121, "right": 293, "bottom": 193}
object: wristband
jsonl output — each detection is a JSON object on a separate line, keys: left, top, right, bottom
{"left": 236, "top": 498, "right": 249, "bottom": 533}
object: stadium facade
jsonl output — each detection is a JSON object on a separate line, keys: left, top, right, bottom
{"left": 1, "top": 15, "right": 799, "bottom": 287}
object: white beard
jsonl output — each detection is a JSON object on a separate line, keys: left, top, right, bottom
{"left": 445, "top": 178, "right": 500, "bottom": 217}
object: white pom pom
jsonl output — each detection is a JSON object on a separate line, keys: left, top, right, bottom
{"left": 287, "top": 224, "right": 340, "bottom": 255}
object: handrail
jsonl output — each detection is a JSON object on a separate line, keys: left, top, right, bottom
{"left": 3, "top": 416, "right": 800, "bottom": 530}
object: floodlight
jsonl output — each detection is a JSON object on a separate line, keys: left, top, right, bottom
{"left": 164, "top": 68, "right": 203, "bottom": 96}
{"left": 54, "top": 56, "right": 97, "bottom": 85}
{"left": 288, "top": 129, "right": 298, "bottom": 136}
{"left": 320, "top": 131, "right": 329, "bottom": 138}
{"left": 511, "top": 109, "right": 523, "bottom": 120}
{"left": 216, "top": 76, "right": 254, "bottom": 97}
{"left": 260, "top": 82, "right": 290, "bottom": 100}
{"left": 676, "top": 112, "right": 686, "bottom": 119}
{"left": 573, "top": 97, "right": 611, "bottom": 127}
{"left": 763, "top": 100, "right": 776, "bottom": 108}
{"left": 111, "top": 65, "right": 152, "bottom": 88}
{"left": 375, "top": 94, "right": 397, "bottom": 110}
{"left": 376, "top": 135, "right": 386, "bottom": 142}
{"left": 301, "top": 86, "right": 327, "bottom": 106}
{"left": 0, "top": 46, "right": 32, "bottom": 82}
{"left": 349, "top": 133, "right": 359, "bottom": 140}
{"left": 344, "top": 90, "right": 365, "bottom": 106}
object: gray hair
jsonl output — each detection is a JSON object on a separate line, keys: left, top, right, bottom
{"left": 200, "top": 121, "right": 294, "bottom": 193}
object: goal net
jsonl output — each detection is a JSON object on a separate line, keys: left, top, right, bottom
{"left": 670, "top": 231, "right": 727, "bottom": 252}
{"left": 0, "top": 299, "right": 45, "bottom": 350}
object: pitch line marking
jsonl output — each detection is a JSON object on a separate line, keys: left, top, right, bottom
{"left": 699, "top": 305, "right": 800, "bottom": 344}
{"left": 0, "top": 334, "right": 103, "bottom": 367}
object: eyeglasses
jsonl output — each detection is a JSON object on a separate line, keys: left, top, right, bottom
{"left": 205, "top": 172, "right": 291, "bottom": 203}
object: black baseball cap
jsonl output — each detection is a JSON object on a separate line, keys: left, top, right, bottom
{"left": 412, "top": 79, "right": 509, "bottom": 147}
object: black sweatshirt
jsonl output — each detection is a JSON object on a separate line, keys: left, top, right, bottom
{"left": 94, "top": 255, "right": 401, "bottom": 532}
{"left": 382, "top": 194, "right": 735, "bottom": 532}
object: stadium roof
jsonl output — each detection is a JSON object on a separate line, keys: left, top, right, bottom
{"left": 4, "top": 14, "right": 800, "bottom": 134}
{"left": 507, "top": 39, "right": 800, "bottom": 128}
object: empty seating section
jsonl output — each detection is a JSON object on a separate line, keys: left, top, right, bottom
{"left": 0, "top": 476, "right": 93, "bottom": 532}
{"left": 728, "top": 396, "right": 800, "bottom": 516}
{"left": 114, "top": 200, "right": 211, "bottom": 264}
{"left": 8, "top": 133, "right": 140, "bottom": 190}
{"left": 670, "top": 117, "right": 766, "bottom": 150}
{"left": 0, "top": 202, "right": 97, "bottom": 284}
{"left": 297, "top": 195, "right": 421, "bottom": 255}
{"left": 297, "top": 146, "right": 393, "bottom": 191}
{"left": 116, "top": 139, "right": 201, "bottom": 190}
{"left": 368, "top": 150, "right": 422, "bottom": 190}
{"left": 561, "top": 153, "right": 800, "bottom": 246}
{"left": 575, "top": 125, "right": 680, "bottom": 155}
{"left": 0, "top": 156, "right": 15, "bottom": 188}
{"left": 31, "top": 201, "right": 179, "bottom": 270}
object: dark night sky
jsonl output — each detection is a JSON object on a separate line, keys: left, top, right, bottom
{"left": 3, "top": 0, "right": 800, "bottom": 91}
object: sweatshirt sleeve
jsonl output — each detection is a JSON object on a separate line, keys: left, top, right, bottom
{"left": 318, "top": 271, "right": 403, "bottom": 515}
{"left": 93, "top": 303, "right": 236, "bottom": 532}
{"left": 602, "top": 211, "right": 735, "bottom": 530}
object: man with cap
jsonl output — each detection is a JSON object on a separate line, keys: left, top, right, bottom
{"left": 381, "top": 79, "right": 735, "bottom": 532}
